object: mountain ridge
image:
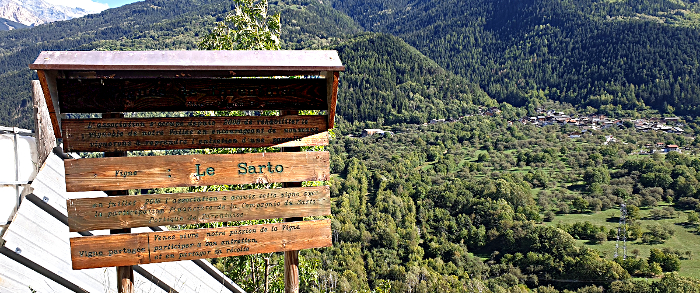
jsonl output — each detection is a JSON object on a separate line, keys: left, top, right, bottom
{"left": 3, "top": 0, "right": 700, "bottom": 129}
{"left": 0, "top": 16, "right": 27, "bottom": 30}
{"left": 329, "top": 0, "right": 700, "bottom": 117}
{"left": 0, "top": 0, "right": 101, "bottom": 26}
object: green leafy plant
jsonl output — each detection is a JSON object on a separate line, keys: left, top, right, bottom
{"left": 198, "top": 0, "right": 280, "bottom": 50}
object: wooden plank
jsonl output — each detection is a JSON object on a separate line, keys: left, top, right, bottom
{"left": 11, "top": 156, "right": 242, "bottom": 293}
{"left": 130, "top": 227, "right": 245, "bottom": 293}
{"left": 61, "top": 115, "right": 329, "bottom": 152}
{"left": 67, "top": 186, "right": 330, "bottom": 231}
{"left": 57, "top": 78, "right": 327, "bottom": 113}
{"left": 36, "top": 70, "right": 62, "bottom": 138}
{"left": 30, "top": 50, "right": 345, "bottom": 72}
{"left": 33, "top": 80, "right": 57, "bottom": 167}
{"left": 70, "top": 219, "right": 332, "bottom": 270}
{"left": 325, "top": 71, "right": 340, "bottom": 129}
{"left": 63, "top": 70, "right": 324, "bottom": 79}
{"left": 31, "top": 154, "right": 109, "bottom": 218}
{"left": 64, "top": 151, "right": 330, "bottom": 192}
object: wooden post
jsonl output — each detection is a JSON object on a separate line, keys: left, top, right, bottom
{"left": 281, "top": 110, "right": 302, "bottom": 293}
{"left": 104, "top": 113, "right": 134, "bottom": 293}
{"left": 264, "top": 257, "right": 270, "bottom": 293}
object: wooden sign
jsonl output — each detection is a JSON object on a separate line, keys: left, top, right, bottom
{"left": 61, "top": 115, "right": 329, "bottom": 152}
{"left": 30, "top": 50, "right": 344, "bottom": 139}
{"left": 70, "top": 219, "right": 331, "bottom": 270}
{"left": 67, "top": 186, "right": 330, "bottom": 232}
{"left": 56, "top": 79, "right": 327, "bottom": 113}
{"left": 30, "top": 51, "right": 344, "bottom": 290}
{"left": 64, "top": 151, "right": 330, "bottom": 192}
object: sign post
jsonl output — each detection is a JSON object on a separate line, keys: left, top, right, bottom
{"left": 30, "top": 50, "right": 344, "bottom": 293}
{"left": 103, "top": 112, "right": 134, "bottom": 293}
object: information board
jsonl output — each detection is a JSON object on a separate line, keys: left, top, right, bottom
{"left": 30, "top": 50, "right": 343, "bottom": 280}
{"left": 64, "top": 151, "right": 330, "bottom": 192}
{"left": 57, "top": 78, "right": 328, "bottom": 113}
{"left": 70, "top": 219, "right": 331, "bottom": 270}
{"left": 67, "top": 186, "right": 330, "bottom": 232}
{"left": 61, "top": 115, "right": 329, "bottom": 152}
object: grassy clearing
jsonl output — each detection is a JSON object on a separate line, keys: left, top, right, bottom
{"left": 544, "top": 207, "right": 700, "bottom": 279}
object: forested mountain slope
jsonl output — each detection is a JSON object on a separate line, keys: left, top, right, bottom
{"left": 335, "top": 33, "right": 496, "bottom": 124}
{"left": 0, "top": 17, "right": 26, "bottom": 30}
{"left": 5, "top": 0, "right": 700, "bottom": 128}
{"left": 0, "top": 0, "right": 361, "bottom": 129}
{"left": 330, "top": 0, "right": 700, "bottom": 117}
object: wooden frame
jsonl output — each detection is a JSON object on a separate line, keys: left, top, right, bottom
{"left": 30, "top": 51, "right": 343, "bottom": 293}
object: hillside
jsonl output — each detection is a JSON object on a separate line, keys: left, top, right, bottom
{"left": 330, "top": 0, "right": 700, "bottom": 117}
{"left": 335, "top": 33, "right": 495, "bottom": 125}
{"left": 2, "top": 1, "right": 700, "bottom": 292}
{"left": 0, "top": 16, "right": 26, "bottom": 30}
{"left": 0, "top": 0, "right": 102, "bottom": 26}
{"left": 0, "top": 0, "right": 361, "bottom": 129}
{"left": 4, "top": 0, "right": 700, "bottom": 128}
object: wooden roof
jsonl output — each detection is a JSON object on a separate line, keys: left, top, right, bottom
{"left": 30, "top": 50, "right": 344, "bottom": 139}
{"left": 29, "top": 50, "right": 345, "bottom": 71}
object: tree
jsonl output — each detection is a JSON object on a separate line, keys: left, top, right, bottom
{"left": 477, "top": 152, "right": 490, "bottom": 162}
{"left": 572, "top": 197, "right": 589, "bottom": 213}
{"left": 583, "top": 167, "right": 610, "bottom": 185}
{"left": 688, "top": 211, "right": 699, "bottom": 224}
{"left": 198, "top": 0, "right": 281, "bottom": 50}
{"left": 627, "top": 205, "right": 641, "bottom": 221}
{"left": 593, "top": 231, "right": 607, "bottom": 244}
{"left": 196, "top": 2, "right": 285, "bottom": 291}
{"left": 543, "top": 210, "right": 555, "bottom": 222}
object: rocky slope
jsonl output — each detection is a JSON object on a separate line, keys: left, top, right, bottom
{"left": 0, "top": 0, "right": 100, "bottom": 26}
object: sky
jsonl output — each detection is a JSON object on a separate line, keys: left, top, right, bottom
{"left": 43, "top": 0, "right": 141, "bottom": 12}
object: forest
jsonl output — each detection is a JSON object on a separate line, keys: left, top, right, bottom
{"left": 3, "top": 0, "right": 700, "bottom": 291}
{"left": 308, "top": 109, "right": 700, "bottom": 292}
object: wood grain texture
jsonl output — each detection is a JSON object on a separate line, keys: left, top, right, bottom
{"left": 30, "top": 50, "right": 345, "bottom": 71}
{"left": 37, "top": 70, "right": 62, "bottom": 138}
{"left": 63, "top": 70, "right": 325, "bottom": 79}
{"left": 70, "top": 219, "right": 332, "bottom": 270}
{"left": 326, "top": 71, "right": 339, "bottom": 129}
{"left": 56, "top": 78, "right": 327, "bottom": 113}
{"left": 61, "top": 115, "right": 329, "bottom": 152}
{"left": 64, "top": 151, "right": 330, "bottom": 192}
{"left": 33, "top": 80, "right": 57, "bottom": 167}
{"left": 67, "top": 186, "right": 330, "bottom": 232}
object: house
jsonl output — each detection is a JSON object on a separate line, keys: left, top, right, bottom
{"left": 671, "top": 127, "right": 684, "bottom": 133}
{"left": 604, "top": 135, "right": 617, "bottom": 145}
{"left": 664, "top": 117, "right": 680, "bottom": 123}
{"left": 486, "top": 107, "right": 501, "bottom": 116}
{"left": 569, "top": 132, "right": 582, "bottom": 138}
{"left": 602, "top": 121, "right": 615, "bottom": 129}
{"left": 362, "top": 129, "right": 391, "bottom": 137}
{"left": 666, "top": 145, "right": 681, "bottom": 153}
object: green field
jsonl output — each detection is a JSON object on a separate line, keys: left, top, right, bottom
{"left": 544, "top": 206, "right": 700, "bottom": 279}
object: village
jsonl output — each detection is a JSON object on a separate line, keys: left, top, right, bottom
{"left": 360, "top": 107, "right": 697, "bottom": 155}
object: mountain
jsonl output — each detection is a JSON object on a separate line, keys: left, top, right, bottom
{"left": 0, "top": 0, "right": 102, "bottom": 26}
{"left": 3, "top": 0, "right": 700, "bottom": 129}
{"left": 0, "top": 16, "right": 26, "bottom": 30}
{"left": 335, "top": 33, "right": 495, "bottom": 125}
{"left": 330, "top": 0, "right": 700, "bottom": 117}
{"left": 0, "top": 0, "right": 365, "bottom": 129}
